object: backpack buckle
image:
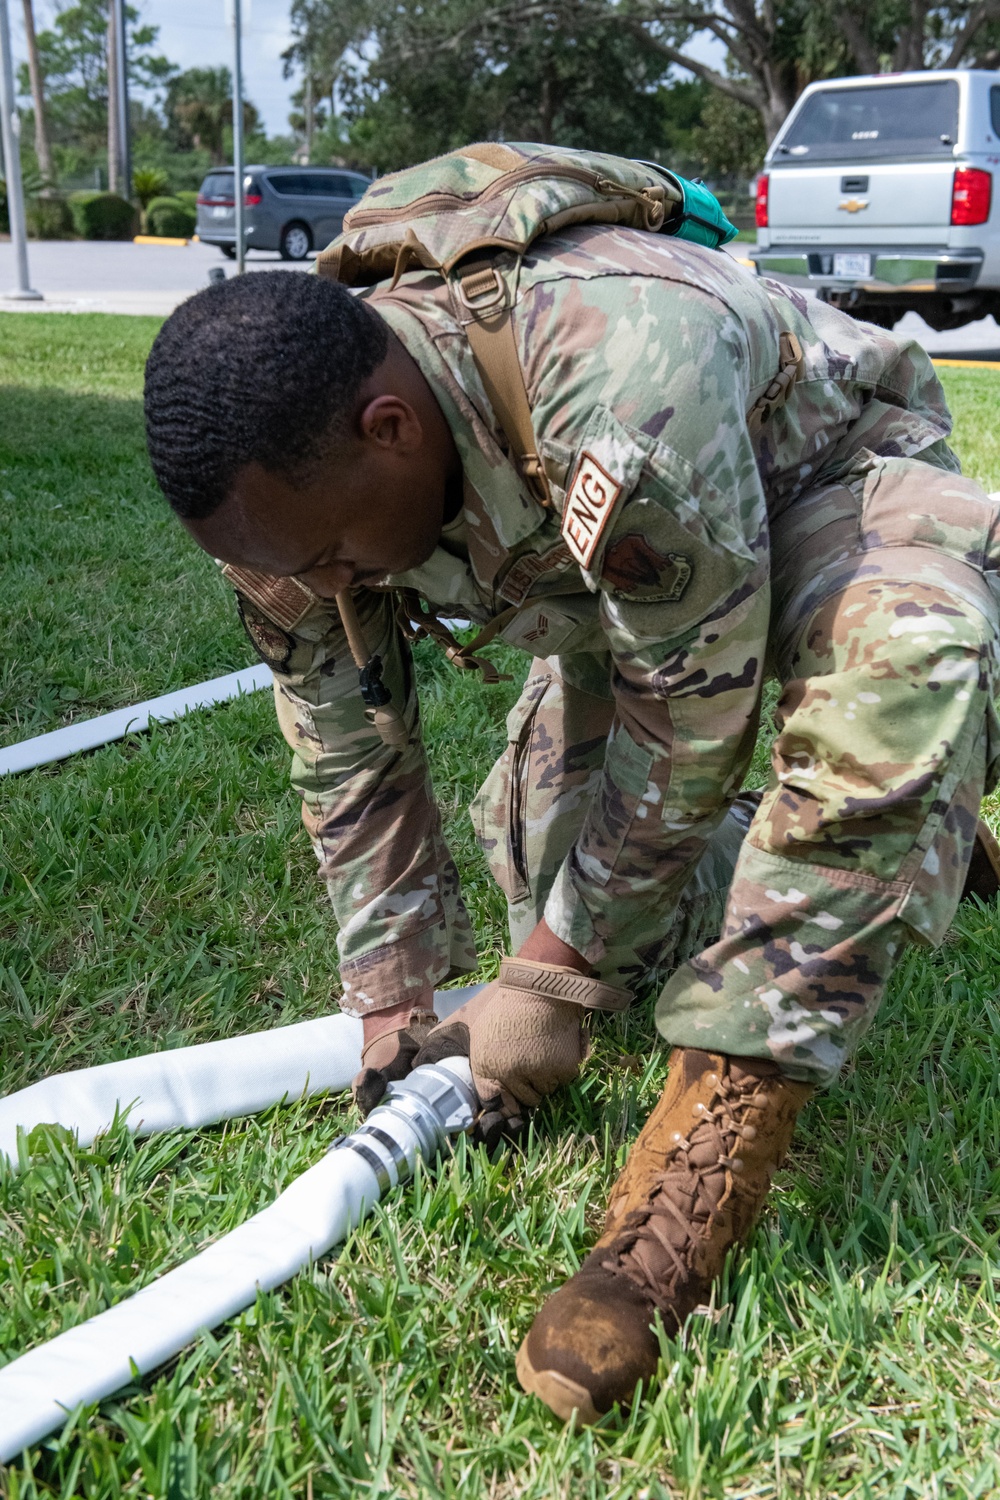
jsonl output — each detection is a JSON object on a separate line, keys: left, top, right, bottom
{"left": 456, "top": 265, "right": 507, "bottom": 315}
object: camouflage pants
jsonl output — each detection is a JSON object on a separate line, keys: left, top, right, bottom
{"left": 471, "top": 655, "right": 757, "bottom": 995}
{"left": 473, "top": 455, "right": 1000, "bottom": 1085}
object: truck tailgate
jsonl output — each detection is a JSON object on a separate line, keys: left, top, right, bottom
{"left": 769, "top": 162, "right": 955, "bottom": 231}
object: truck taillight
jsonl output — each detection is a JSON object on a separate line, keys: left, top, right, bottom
{"left": 244, "top": 193, "right": 262, "bottom": 206}
{"left": 951, "top": 167, "right": 992, "bottom": 226}
{"left": 755, "top": 174, "right": 769, "bottom": 229}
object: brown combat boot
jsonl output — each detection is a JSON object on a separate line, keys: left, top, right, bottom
{"left": 516, "top": 1047, "right": 813, "bottom": 1424}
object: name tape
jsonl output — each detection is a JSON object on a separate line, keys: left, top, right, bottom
{"left": 561, "top": 452, "right": 622, "bottom": 569}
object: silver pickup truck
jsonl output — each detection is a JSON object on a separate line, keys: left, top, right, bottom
{"left": 751, "top": 69, "right": 1000, "bottom": 330}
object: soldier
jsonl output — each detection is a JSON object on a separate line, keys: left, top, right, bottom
{"left": 144, "top": 203, "right": 1000, "bottom": 1426}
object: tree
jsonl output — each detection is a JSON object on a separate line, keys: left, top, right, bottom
{"left": 435, "top": 0, "right": 847, "bottom": 145}
{"left": 18, "top": 0, "right": 173, "bottom": 160}
{"left": 164, "top": 67, "right": 260, "bottom": 165}
{"left": 22, "top": 0, "right": 54, "bottom": 183}
{"left": 371, "top": 0, "right": 1000, "bottom": 147}
{"left": 283, "top": 0, "right": 374, "bottom": 123}
{"left": 288, "top": 0, "right": 685, "bottom": 171}
{"left": 829, "top": 0, "right": 1000, "bottom": 74}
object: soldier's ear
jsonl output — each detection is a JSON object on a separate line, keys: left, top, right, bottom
{"left": 358, "top": 394, "right": 423, "bottom": 455}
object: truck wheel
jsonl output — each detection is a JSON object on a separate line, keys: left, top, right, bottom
{"left": 280, "top": 222, "right": 312, "bottom": 261}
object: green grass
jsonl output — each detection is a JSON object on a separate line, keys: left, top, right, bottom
{"left": 2, "top": 313, "right": 1000, "bottom": 1498}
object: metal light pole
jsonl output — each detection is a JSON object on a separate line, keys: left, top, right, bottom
{"left": 0, "top": 0, "right": 41, "bottom": 300}
{"left": 231, "top": 0, "right": 245, "bottom": 273}
{"left": 112, "top": 0, "right": 130, "bottom": 199}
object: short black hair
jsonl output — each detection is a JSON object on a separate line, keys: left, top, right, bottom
{"left": 144, "top": 270, "right": 389, "bottom": 519}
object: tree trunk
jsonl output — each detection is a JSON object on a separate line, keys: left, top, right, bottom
{"left": 22, "top": 0, "right": 53, "bottom": 183}
{"left": 107, "top": 2, "right": 119, "bottom": 195}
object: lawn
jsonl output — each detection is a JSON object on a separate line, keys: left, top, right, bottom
{"left": 2, "top": 312, "right": 1000, "bottom": 1499}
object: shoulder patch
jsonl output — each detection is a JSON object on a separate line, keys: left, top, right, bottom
{"left": 603, "top": 533, "right": 692, "bottom": 603}
{"left": 561, "top": 452, "right": 622, "bottom": 569}
{"left": 220, "top": 563, "right": 317, "bottom": 632}
{"left": 236, "top": 595, "right": 294, "bottom": 673}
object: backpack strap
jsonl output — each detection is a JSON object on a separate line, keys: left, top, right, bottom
{"left": 746, "top": 331, "right": 804, "bottom": 437}
{"left": 454, "top": 263, "right": 552, "bottom": 510}
{"left": 455, "top": 263, "right": 804, "bottom": 499}
{"left": 395, "top": 589, "right": 517, "bottom": 684}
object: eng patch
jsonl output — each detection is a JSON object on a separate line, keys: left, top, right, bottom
{"left": 236, "top": 594, "right": 294, "bottom": 673}
{"left": 602, "top": 533, "right": 692, "bottom": 603}
{"left": 561, "top": 452, "right": 622, "bottom": 570}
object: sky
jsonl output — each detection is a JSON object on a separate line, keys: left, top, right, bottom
{"left": 12, "top": 0, "right": 300, "bottom": 137}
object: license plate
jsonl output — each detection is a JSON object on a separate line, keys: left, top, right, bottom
{"left": 834, "top": 252, "right": 871, "bottom": 278}
{"left": 212, "top": 206, "right": 229, "bottom": 219}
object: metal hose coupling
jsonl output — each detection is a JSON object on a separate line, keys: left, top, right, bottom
{"left": 330, "top": 1056, "right": 477, "bottom": 1192}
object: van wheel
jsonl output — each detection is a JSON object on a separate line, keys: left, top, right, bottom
{"left": 220, "top": 244, "right": 236, "bottom": 260}
{"left": 280, "top": 222, "right": 312, "bottom": 261}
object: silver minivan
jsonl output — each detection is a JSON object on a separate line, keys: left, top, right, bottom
{"left": 196, "top": 165, "right": 371, "bottom": 261}
{"left": 752, "top": 70, "right": 1000, "bottom": 329}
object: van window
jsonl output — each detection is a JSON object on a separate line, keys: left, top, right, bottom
{"left": 778, "top": 79, "right": 959, "bottom": 161}
{"left": 310, "top": 173, "right": 350, "bottom": 196}
{"left": 268, "top": 173, "right": 308, "bottom": 196}
{"left": 200, "top": 172, "right": 234, "bottom": 201}
{"left": 991, "top": 86, "right": 1000, "bottom": 137}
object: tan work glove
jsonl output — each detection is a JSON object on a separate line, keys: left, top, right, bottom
{"left": 410, "top": 959, "right": 632, "bottom": 1149}
{"left": 351, "top": 1008, "right": 438, "bottom": 1117}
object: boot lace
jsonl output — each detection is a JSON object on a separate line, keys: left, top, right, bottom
{"left": 602, "top": 1070, "right": 773, "bottom": 1314}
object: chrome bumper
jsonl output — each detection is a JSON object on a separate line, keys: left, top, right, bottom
{"left": 751, "top": 248, "right": 983, "bottom": 294}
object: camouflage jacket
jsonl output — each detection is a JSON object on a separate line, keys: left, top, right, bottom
{"left": 227, "top": 227, "right": 956, "bottom": 1015}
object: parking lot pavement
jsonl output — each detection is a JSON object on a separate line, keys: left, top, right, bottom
{"left": 892, "top": 309, "right": 1000, "bottom": 362}
{"left": 3, "top": 237, "right": 1000, "bottom": 359}
{"left": 0, "top": 238, "right": 307, "bottom": 315}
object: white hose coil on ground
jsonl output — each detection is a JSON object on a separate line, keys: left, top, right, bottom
{"left": 0, "top": 624, "right": 473, "bottom": 777}
{"left": 0, "top": 1055, "right": 477, "bottom": 1462}
{"left": 0, "top": 665, "right": 272, "bottom": 776}
{"left": 0, "top": 985, "right": 479, "bottom": 1168}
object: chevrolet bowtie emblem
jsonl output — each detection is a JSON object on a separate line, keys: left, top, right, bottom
{"left": 838, "top": 197, "right": 868, "bottom": 213}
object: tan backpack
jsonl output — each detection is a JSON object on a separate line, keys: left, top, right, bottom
{"left": 315, "top": 141, "right": 755, "bottom": 511}
{"left": 250, "top": 143, "right": 800, "bottom": 744}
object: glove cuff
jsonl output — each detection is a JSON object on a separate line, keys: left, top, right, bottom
{"left": 497, "top": 957, "right": 632, "bottom": 1013}
{"left": 359, "top": 1008, "right": 438, "bottom": 1067}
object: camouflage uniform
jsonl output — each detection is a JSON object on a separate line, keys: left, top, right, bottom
{"left": 228, "top": 225, "right": 1000, "bottom": 1087}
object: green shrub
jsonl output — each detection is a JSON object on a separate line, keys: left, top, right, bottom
{"left": 174, "top": 189, "right": 198, "bottom": 209}
{"left": 145, "top": 195, "right": 196, "bottom": 238}
{"left": 68, "top": 191, "right": 138, "bottom": 240}
{"left": 132, "top": 166, "right": 170, "bottom": 209}
{"left": 25, "top": 195, "right": 73, "bottom": 239}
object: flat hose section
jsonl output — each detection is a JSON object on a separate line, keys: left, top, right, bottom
{"left": 0, "top": 1057, "right": 477, "bottom": 1462}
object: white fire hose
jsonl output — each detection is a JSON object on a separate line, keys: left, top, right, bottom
{"left": 0, "top": 986, "right": 478, "bottom": 1168}
{"left": 0, "top": 989, "right": 480, "bottom": 1463}
{"left": 0, "top": 1056, "right": 477, "bottom": 1462}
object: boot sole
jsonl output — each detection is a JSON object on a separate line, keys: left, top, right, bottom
{"left": 515, "top": 1338, "right": 602, "bottom": 1425}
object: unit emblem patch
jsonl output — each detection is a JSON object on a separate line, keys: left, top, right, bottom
{"left": 236, "top": 594, "right": 294, "bottom": 673}
{"left": 602, "top": 533, "right": 692, "bottom": 603}
{"left": 561, "top": 451, "right": 622, "bottom": 569}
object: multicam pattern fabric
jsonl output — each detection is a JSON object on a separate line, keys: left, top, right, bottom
{"left": 248, "top": 225, "right": 1000, "bottom": 1085}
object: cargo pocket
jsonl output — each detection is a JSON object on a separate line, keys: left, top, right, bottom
{"left": 469, "top": 674, "right": 550, "bottom": 903}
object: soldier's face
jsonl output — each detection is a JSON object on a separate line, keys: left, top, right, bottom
{"left": 183, "top": 338, "right": 462, "bottom": 597}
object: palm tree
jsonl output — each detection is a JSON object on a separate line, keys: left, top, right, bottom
{"left": 165, "top": 67, "right": 259, "bottom": 165}
{"left": 22, "top": 0, "right": 54, "bottom": 183}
